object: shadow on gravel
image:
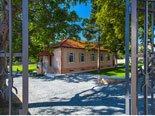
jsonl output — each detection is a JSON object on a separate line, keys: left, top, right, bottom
{"left": 28, "top": 74, "right": 155, "bottom": 115}
{"left": 34, "top": 73, "right": 98, "bottom": 83}
{"left": 28, "top": 78, "right": 155, "bottom": 115}
{"left": 29, "top": 83, "right": 125, "bottom": 115}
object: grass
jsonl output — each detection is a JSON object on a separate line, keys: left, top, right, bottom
{"left": 8, "top": 64, "right": 45, "bottom": 77}
{"left": 8, "top": 64, "right": 37, "bottom": 73}
{"left": 88, "top": 67, "right": 128, "bottom": 77}
{"left": 87, "top": 63, "right": 144, "bottom": 77}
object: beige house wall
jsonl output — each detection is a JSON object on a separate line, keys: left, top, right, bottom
{"left": 52, "top": 48, "right": 61, "bottom": 73}
{"left": 40, "top": 47, "right": 115, "bottom": 74}
{"left": 41, "top": 48, "right": 61, "bottom": 74}
{"left": 61, "top": 48, "right": 115, "bottom": 73}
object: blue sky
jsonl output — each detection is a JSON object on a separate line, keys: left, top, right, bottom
{"left": 70, "top": 2, "right": 92, "bottom": 40}
{"left": 71, "top": 2, "right": 91, "bottom": 19}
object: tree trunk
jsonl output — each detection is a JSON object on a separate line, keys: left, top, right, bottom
{"left": 0, "top": 0, "right": 21, "bottom": 98}
{"left": 115, "top": 52, "right": 118, "bottom": 68}
{"left": 0, "top": 0, "right": 9, "bottom": 98}
{"left": 97, "top": 31, "right": 101, "bottom": 73}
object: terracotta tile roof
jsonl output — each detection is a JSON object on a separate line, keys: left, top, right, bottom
{"left": 37, "top": 51, "right": 54, "bottom": 56}
{"left": 49, "top": 39, "right": 109, "bottom": 51}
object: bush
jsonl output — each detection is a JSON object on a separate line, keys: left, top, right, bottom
{"left": 14, "top": 61, "right": 19, "bottom": 65}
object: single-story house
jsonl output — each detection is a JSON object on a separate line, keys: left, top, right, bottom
{"left": 37, "top": 39, "right": 115, "bottom": 74}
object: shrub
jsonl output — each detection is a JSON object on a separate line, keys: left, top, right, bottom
{"left": 14, "top": 61, "right": 19, "bottom": 65}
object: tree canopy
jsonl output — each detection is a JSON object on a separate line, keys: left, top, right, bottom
{"left": 0, "top": 0, "right": 92, "bottom": 62}
{"left": 2, "top": 0, "right": 152, "bottom": 62}
{"left": 82, "top": 2, "right": 101, "bottom": 41}
{"left": 96, "top": 0, "right": 126, "bottom": 54}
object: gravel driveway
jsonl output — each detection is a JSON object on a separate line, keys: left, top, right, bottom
{"left": 12, "top": 74, "right": 153, "bottom": 115}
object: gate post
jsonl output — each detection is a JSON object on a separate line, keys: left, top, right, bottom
{"left": 151, "top": 3, "right": 154, "bottom": 115}
{"left": 9, "top": 0, "right": 13, "bottom": 115}
{"left": 125, "top": 0, "right": 130, "bottom": 115}
{"left": 144, "top": 0, "right": 149, "bottom": 114}
{"left": 19, "top": 0, "right": 29, "bottom": 114}
{"left": 131, "top": 0, "right": 138, "bottom": 114}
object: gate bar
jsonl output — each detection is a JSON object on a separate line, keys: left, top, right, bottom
{"left": 138, "top": 6, "right": 155, "bottom": 13}
{"left": 136, "top": 1, "right": 139, "bottom": 114}
{"left": 138, "top": 0, "right": 155, "bottom": 2}
{"left": 9, "top": 0, "right": 13, "bottom": 114}
{"left": 125, "top": 0, "right": 130, "bottom": 114}
{"left": 131, "top": 0, "right": 138, "bottom": 114}
{"left": 0, "top": 53, "right": 22, "bottom": 57}
{"left": 144, "top": 0, "right": 149, "bottom": 114}
{"left": 151, "top": 3, "right": 154, "bottom": 115}
{"left": 19, "top": 0, "right": 29, "bottom": 114}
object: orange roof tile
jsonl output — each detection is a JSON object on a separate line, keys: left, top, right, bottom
{"left": 49, "top": 39, "right": 109, "bottom": 51}
{"left": 37, "top": 51, "right": 54, "bottom": 56}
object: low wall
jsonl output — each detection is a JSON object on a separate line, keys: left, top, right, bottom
{"left": 98, "top": 77, "right": 125, "bottom": 85}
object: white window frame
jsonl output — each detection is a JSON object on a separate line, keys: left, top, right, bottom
{"left": 80, "top": 53, "right": 86, "bottom": 62}
{"left": 67, "top": 52, "right": 76, "bottom": 63}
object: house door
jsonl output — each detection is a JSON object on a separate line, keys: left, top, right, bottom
{"left": 47, "top": 56, "right": 54, "bottom": 74}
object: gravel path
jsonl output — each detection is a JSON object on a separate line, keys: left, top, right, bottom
{"left": 12, "top": 74, "right": 154, "bottom": 115}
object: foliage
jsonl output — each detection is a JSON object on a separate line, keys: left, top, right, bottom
{"left": 14, "top": 61, "right": 19, "bottom": 65}
{"left": 9, "top": 0, "right": 95, "bottom": 62}
{"left": 0, "top": 1, "right": 1, "bottom": 18}
{"left": 96, "top": 0, "right": 125, "bottom": 55}
{"left": 82, "top": 2, "right": 102, "bottom": 51}
{"left": 82, "top": 3, "right": 100, "bottom": 40}
{"left": 117, "top": 52, "right": 125, "bottom": 59}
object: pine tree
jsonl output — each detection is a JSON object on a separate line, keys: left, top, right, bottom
{"left": 82, "top": 3, "right": 102, "bottom": 73}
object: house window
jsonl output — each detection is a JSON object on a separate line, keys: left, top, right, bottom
{"left": 91, "top": 54, "right": 96, "bottom": 61}
{"left": 107, "top": 54, "right": 111, "bottom": 61}
{"left": 100, "top": 54, "right": 104, "bottom": 61}
{"left": 80, "top": 53, "right": 86, "bottom": 62}
{"left": 67, "top": 53, "right": 76, "bottom": 63}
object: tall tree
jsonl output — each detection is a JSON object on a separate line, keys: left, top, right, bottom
{"left": 0, "top": 0, "right": 22, "bottom": 98}
{"left": 96, "top": 0, "right": 126, "bottom": 66}
{"left": 82, "top": 3, "right": 102, "bottom": 73}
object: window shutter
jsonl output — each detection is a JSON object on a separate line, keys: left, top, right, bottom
{"left": 84, "top": 54, "right": 87, "bottom": 62}
{"left": 90, "top": 54, "right": 92, "bottom": 61}
{"left": 94, "top": 54, "right": 96, "bottom": 61}
{"left": 67, "top": 52, "right": 69, "bottom": 62}
{"left": 73, "top": 53, "right": 76, "bottom": 62}
{"left": 79, "top": 53, "right": 81, "bottom": 62}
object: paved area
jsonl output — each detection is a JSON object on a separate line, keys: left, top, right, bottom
{"left": 11, "top": 74, "right": 154, "bottom": 115}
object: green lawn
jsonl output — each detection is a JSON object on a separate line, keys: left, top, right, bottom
{"left": 87, "top": 63, "right": 144, "bottom": 77}
{"left": 88, "top": 67, "right": 128, "bottom": 77}
{"left": 8, "top": 64, "right": 37, "bottom": 73}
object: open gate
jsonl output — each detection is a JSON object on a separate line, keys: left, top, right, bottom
{"left": 0, "top": 0, "right": 29, "bottom": 115}
{"left": 0, "top": 0, "right": 155, "bottom": 115}
{"left": 126, "top": 0, "right": 155, "bottom": 115}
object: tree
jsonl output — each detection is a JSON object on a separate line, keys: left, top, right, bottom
{"left": 96, "top": 0, "right": 126, "bottom": 66}
{"left": 0, "top": 0, "right": 22, "bottom": 98}
{"left": 82, "top": 3, "right": 102, "bottom": 73}
{"left": 0, "top": 0, "right": 91, "bottom": 98}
